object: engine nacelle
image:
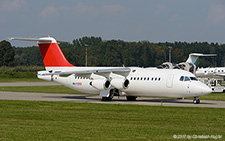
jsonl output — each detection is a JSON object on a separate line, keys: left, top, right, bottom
{"left": 90, "top": 79, "right": 111, "bottom": 90}
{"left": 37, "top": 71, "right": 52, "bottom": 81}
{"left": 111, "top": 79, "right": 129, "bottom": 89}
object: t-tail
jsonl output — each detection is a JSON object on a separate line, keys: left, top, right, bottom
{"left": 186, "top": 53, "right": 216, "bottom": 65}
{"left": 9, "top": 36, "right": 74, "bottom": 68}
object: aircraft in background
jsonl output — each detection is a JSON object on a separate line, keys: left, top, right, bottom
{"left": 10, "top": 36, "right": 211, "bottom": 104}
{"left": 157, "top": 53, "right": 216, "bottom": 74}
{"left": 196, "top": 67, "right": 225, "bottom": 79}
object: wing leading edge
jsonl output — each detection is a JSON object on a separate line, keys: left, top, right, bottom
{"left": 44, "top": 68, "right": 130, "bottom": 75}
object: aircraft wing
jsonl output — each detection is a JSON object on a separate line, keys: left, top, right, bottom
{"left": 42, "top": 68, "right": 131, "bottom": 78}
{"left": 214, "top": 73, "right": 225, "bottom": 77}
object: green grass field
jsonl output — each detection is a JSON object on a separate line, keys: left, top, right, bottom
{"left": 1, "top": 85, "right": 225, "bottom": 101}
{"left": 0, "top": 100, "right": 224, "bottom": 140}
{"left": 0, "top": 85, "right": 86, "bottom": 94}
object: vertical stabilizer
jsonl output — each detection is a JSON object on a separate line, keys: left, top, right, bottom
{"left": 37, "top": 37, "right": 74, "bottom": 67}
{"left": 9, "top": 37, "right": 74, "bottom": 67}
{"left": 186, "top": 53, "right": 216, "bottom": 65}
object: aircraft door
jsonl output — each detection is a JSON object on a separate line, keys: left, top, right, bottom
{"left": 166, "top": 74, "right": 174, "bottom": 88}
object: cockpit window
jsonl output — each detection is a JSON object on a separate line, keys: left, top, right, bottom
{"left": 180, "top": 76, "right": 184, "bottom": 81}
{"left": 190, "top": 77, "right": 198, "bottom": 81}
{"left": 184, "top": 76, "right": 190, "bottom": 81}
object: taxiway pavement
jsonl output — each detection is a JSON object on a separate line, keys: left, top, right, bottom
{"left": 0, "top": 82, "right": 60, "bottom": 87}
{"left": 1, "top": 91, "right": 225, "bottom": 108}
{"left": 1, "top": 82, "right": 225, "bottom": 108}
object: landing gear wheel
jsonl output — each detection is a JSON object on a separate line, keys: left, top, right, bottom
{"left": 193, "top": 97, "right": 200, "bottom": 104}
{"left": 101, "top": 92, "right": 113, "bottom": 101}
{"left": 126, "top": 96, "right": 137, "bottom": 101}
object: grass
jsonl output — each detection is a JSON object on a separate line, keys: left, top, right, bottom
{"left": 0, "top": 85, "right": 86, "bottom": 94}
{"left": 0, "top": 100, "right": 224, "bottom": 140}
{"left": 199, "top": 93, "right": 225, "bottom": 101}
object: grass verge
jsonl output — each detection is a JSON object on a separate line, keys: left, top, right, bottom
{"left": 199, "top": 93, "right": 225, "bottom": 101}
{"left": 0, "top": 100, "right": 224, "bottom": 140}
{"left": 0, "top": 86, "right": 85, "bottom": 94}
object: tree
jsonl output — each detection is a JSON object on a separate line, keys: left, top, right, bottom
{"left": 0, "top": 40, "right": 16, "bottom": 66}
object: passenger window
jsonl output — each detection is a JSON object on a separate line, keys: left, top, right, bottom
{"left": 184, "top": 76, "right": 190, "bottom": 81}
{"left": 140, "top": 77, "right": 143, "bottom": 80}
{"left": 147, "top": 78, "right": 149, "bottom": 80}
{"left": 137, "top": 77, "right": 139, "bottom": 80}
{"left": 180, "top": 76, "right": 184, "bottom": 81}
{"left": 155, "top": 78, "right": 157, "bottom": 81}
{"left": 131, "top": 77, "right": 133, "bottom": 80}
{"left": 158, "top": 78, "right": 161, "bottom": 81}
{"left": 134, "top": 77, "right": 136, "bottom": 80}
{"left": 151, "top": 78, "right": 154, "bottom": 81}
{"left": 144, "top": 77, "right": 146, "bottom": 80}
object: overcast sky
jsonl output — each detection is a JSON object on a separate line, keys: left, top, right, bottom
{"left": 1, "top": 0, "right": 225, "bottom": 47}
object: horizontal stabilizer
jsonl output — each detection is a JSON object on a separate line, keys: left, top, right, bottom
{"left": 9, "top": 37, "right": 52, "bottom": 42}
{"left": 186, "top": 53, "right": 217, "bottom": 65}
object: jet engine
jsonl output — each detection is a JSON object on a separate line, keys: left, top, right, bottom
{"left": 174, "top": 62, "right": 196, "bottom": 74}
{"left": 111, "top": 78, "right": 129, "bottom": 89}
{"left": 90, "top": 79, "right": 111, "bottom": 90}
{"left": 157, "top": 62, "right": 175, "bottom": 69}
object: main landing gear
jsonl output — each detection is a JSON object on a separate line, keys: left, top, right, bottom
{"left": 193, "top": 97, "right": 200, "bottom": 104}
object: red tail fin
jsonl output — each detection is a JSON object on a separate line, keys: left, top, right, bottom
{"left": 10, "top": 36, "right": 74, "bottom": 67}
{"left": 38, "top": 42, "right": 74, "bottom": 67}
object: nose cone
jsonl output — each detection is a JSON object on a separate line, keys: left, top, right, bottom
{"left": 194, "top": 82, "right": 212, "bottom": 96}
{"left": 201, "top": 85, "right": 212, "bottom": 95}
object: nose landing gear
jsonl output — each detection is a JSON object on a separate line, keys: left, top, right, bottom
{"left": 193, "top": 97, "right": 200, "bottom": 104}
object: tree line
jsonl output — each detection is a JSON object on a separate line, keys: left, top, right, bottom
{"left": 1, "top": 37, "right": 225, "bottom": 68}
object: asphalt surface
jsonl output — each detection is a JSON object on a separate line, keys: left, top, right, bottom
{"left": 1, "top": 91, "right": 225, "bottom": 108}
{"left": 0, "top": 82, "right": 60, "bottom": 87}
{"left": 1, "top": 82, "right": 225, "bottom": 108}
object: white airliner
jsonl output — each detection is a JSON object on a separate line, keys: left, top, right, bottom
{"left": 185, "top": 54, "right": 225, "bottom": 78}
{"left": 196, "top": 67, "right": 225, "bottom": 78}
{"left": 10, "top": 36, "right": 212, "bottom": 104}
{"left": 157, "top": 53, "right": 216, "bottom": 74}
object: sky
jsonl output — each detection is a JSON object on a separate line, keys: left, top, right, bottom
{"left": 1, "top": 0, "right": 225, "bottom": 47}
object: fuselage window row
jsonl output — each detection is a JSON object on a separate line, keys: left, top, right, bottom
{"left": 75, "top": 77, "right": 88, "bottom": 79}
{"left": 130, "top": 77, "right": 161, "bottom": 81}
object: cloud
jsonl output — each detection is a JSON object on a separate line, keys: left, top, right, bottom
{"left": 39, "top": 6, "right": 60, "bottom": 21}
{"left": 0, "top": 0, "right": 27, "bottom": 23}
{"left": 0, "top": 0, "right": 27, "bottom": 12}
{"left": 207, "top": 3, "right": 225, "bottom": 26}
{"left": 39, "top": 2, "right": 126, "bottom": 22}
{"left": 74, "top": 2, "right": 99, "bottom": 15}
{"left": 156, "top": 4, "right": 167, "bottom": 16}
{"left": 155, "top": 3, "right": 179, "bottom": 22}
{"left": 103, "top": 4, "right": 125, "bottom": 14}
